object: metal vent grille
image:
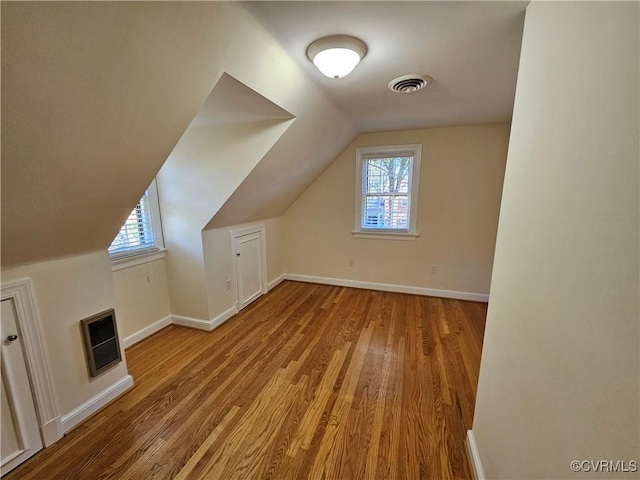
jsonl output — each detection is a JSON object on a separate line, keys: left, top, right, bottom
{"left": 388, "top": 74, "right": 433, "bottom": 93}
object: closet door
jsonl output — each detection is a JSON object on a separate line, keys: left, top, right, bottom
{"left": 1, "top": 299, "right": 43, "bottom": 475}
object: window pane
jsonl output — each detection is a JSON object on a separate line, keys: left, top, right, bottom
{"left": 364, "top": 157, "right": 411, "bottom": 195}
{"left": 362, "top": 194, "right": 409, "bottom": 230}
{"left": 362, "top": 155, "right": 412, "bottom": 230}
{"left": 109, "top": 191, "right": 155, "bottom": 254}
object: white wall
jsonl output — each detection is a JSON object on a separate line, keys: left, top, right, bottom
{"left": 112, "top": 257, "right": 172, "bottom": 340}
{"left": 472, "top": 2, "right": 639, "bottom": 478}
{"left": 202, "top": 217, "right": 284, "bottom": 321}
{"left": 159, "top": 119, "right": 293, "bottom": 320}
{"left": 1, "top": 252, "right": 129, "bottom": 417}
{"left": 281, "top": 124, "right": 510, "bottom": 297}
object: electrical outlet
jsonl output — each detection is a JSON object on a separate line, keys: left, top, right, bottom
{"left": 349, "top": 259, "right": 354, "bottom": 267}
{"left": 430, "top": 264, "right": 438, "bottom": 274}
{"left": 226, "top": 279, "right": 231, "bottom": 290}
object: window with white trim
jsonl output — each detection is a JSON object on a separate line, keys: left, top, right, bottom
{"left": 109, "top": 178, "right": 164, "bottom": 261}
{"left": 354, "top": 144, "right": 421, "bottom": 238}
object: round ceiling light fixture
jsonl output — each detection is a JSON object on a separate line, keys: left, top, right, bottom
{"left": 307, "top": 35, "right": 367, "bottom": 79}
{"left": 388, "top": 74, "right": 433, "bottom": 93}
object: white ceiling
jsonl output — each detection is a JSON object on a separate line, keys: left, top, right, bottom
{"left": 243, "top": 1, "right": 528, "bottom": 132}
{"left": 190, "top": 73, "right": 294, "bottom": 128}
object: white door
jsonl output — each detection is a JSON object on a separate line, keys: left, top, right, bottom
{"left": 233, "top": 231, "right": 265, "bottom": 310}
{"left": 1, "top": 299, "right": 43, "bottom": 475}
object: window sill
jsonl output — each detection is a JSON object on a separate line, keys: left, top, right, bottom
{"left": 111, "top": 249, "right": 167, "bottom": 272}
{"left": 351, "top": 231, "right": 419, "bottom": 241}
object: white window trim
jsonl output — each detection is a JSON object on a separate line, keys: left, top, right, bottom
{"left": 109, "top": 178, "right": 166, "bottom": 269}
{"left": 353, "top": 144, "right": 422, "bottom": 240}
{"left": 111, "top": 249, "right": 167, "bottom": 272}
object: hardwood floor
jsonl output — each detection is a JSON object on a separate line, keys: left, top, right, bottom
{"left": 5, "top": 281, "right": 487, "bottom": 480}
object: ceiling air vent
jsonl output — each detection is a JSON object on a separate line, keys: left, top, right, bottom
{"left": 388, "top": 74, "right": 433, "bottom": 93}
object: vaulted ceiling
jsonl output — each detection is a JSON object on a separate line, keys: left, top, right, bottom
{"left": 0, "top": 2, "right": 355, "bottom": 266}
{"left": 211, "top": 1, "right": 527, "bottom": 227}
{"left": 1, "top": 1, "right": 526, "bottom": 267}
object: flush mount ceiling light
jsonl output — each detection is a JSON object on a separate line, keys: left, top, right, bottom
{"left": 307, "top": 35, "right": 367, "bottom": 79}
{"left": 388, "top": 74, "right": 433, "bottom": 93}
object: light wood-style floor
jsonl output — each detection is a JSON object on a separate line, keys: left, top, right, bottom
{"left": 5, "top": 281, "right": 486, "bottom": 480}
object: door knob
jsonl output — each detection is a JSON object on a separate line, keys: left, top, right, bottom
{"left": 7, "top": 335, "right": 18, "bottom": 342}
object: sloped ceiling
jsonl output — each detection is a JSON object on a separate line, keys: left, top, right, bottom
{"left": 159, "top": 73, "right": 295, "bottom": 233}
{"left": 1, "top": 2, "right": 227, "bottom": 266}
{"left": 1, "top": 1, "right": 526, "bottom": 265}
{"left": 157, "top": 73, "right": 297, "bottom": 319}
{"left": 189, "top": 73, "right": 294, "bottom": 128}
{"left": 0, "top": 2, "right": 356, "bottom": 267}
{"left": 206, "top": 113, "right": 353, "bottom": 228}
{"left": 209, "top": 1, "right": 527, "bottom": 228}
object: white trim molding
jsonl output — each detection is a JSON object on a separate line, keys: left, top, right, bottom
{"left": 210, "top": 305, "right": 237, "bottom": 330}
{"left": 1, "top": 278, "right": 63, "bottom": 446}
{"left": 171, "top": 305, "right": 237, "bottom": 333}
{"left": 122, "top": 315, "right": 172, "bottom": 349}
{"left": 354, "top": 143, "right": 422, "bottom": 238}
{"left": 123, "top": 308, "right": 239, "bottom": 350}
{"left": 61, "top": 375, "right": 134, "bottom": 433}
{"left": 267, "top": 274, "right": 285, "bottom": 290}
{"left": 351, "top": 231, "right": 419, "bottom": 240}
{"left": 110, "top": 249, "right": 167, "bottom": 272}
{"left": 466, "top": 430, "right": 486, "bottom": 480}
{"left": 171, "top": 315, "right": 213, "bottom": 331}
{"left": 284, "top": 274, "right": 489, "bottom": 302}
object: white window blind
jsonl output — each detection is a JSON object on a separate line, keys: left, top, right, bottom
{"left": 361, "top": 155, "right": 413, "bottom": 230}
{"left": 109, "top": 179, "right": 163, "bottom": 259}
{"left": 354, "top": 144, "right": 422, "bottom": 238}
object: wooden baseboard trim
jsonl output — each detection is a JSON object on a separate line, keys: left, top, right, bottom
{"left": 284, "top": 274, "right": 489, "bottom": 302}
{"left": 466, "top": 430, "right": 486, "bottom": 480}
{"left": 60, "top": 375, "right": 134, "bottom": 433}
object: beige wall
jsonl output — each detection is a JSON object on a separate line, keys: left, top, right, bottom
{"left": 203, "top": 217, "right": 284, "bottom": 321}
{"left": 159, "top": 119, "right": 293, "bottom": 320}
{"left": 112, "top": 258, "right": 172, "bottom": 339}
{"left": 1, "top": 251, "right": 129, "bottom": 416}
{"left": 472, "top": 2, "right": 639, "bottom": 478}
{"left": 281, "top": 124, "right": 510, "bottom": 295}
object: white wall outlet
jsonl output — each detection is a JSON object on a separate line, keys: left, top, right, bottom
{"left": 226, "top": 279, "right": 231, "bottom": 290}
{"left": 431, "top": 264, "right": 438, "bottom": 274}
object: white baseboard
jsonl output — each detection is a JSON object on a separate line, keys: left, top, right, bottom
{"left": 267, "top": 273, "right": 285, "bottom": 290}
{"left": 57, "top": 308, "right": 235, "bottom": 437}
{"left": 40, "top": 416, "right": 63, "bottom": 446}
{"left": 171, "top": 314, "right": 213, "bottom": 331}
{"left": 172, "top": 304, "right": 236, "bottom": 333}
{"left": 284, "top": 274, "right": 489, "bottom": 302}
{"left": 122, "top": 315, "right": 172, "bottom": 349}
{"left": 61, "top": 375, "right": 134, "bottom": 433}
{"left": 466, "top": 430, "right": 486, "bottom": 480}
{"left": 209, "top": 305, "right": 237, "bottom": 331}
